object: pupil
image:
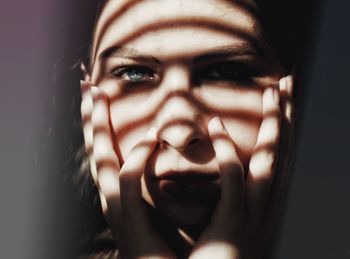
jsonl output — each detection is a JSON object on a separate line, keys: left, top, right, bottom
{"left": 127, "top": 69, "right": 144, "bottom": 81}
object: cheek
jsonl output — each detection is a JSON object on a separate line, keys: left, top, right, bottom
{"left": 196, "top": 85, "right": 263, "bottom": 165}
{"left": 222, "top": 117, "right": 261, "bottom": 166}
{"left": 101, "top": 80, "right": 263, "bottom": 165}
{"left": 96, "top": 80, "right": 153, "bottom": 162}
{"left": 108, "top": 93, "right": 154, "bottom": 163}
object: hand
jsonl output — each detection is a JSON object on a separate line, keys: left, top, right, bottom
{"left": 80, "top": 82, "right": 176, "bottom": 259}
{"left": 189, "top": 76, "right": 295, "bottom": 259}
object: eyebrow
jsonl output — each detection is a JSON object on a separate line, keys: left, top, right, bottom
{"left": 193, "top": 44, "right": 261, "bottom": 64}
{"left": 99, "top": 46, "right": 161, "bottom": 63}
{"left": 98, "top": 43, "right": 262, "bottom": 64}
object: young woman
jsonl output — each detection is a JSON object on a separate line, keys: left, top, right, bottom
{"left": 77, "top": 0, "right": 296, "bottom": 258}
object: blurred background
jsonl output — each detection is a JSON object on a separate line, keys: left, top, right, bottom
{"left": 0, "top": 0, "right": 349, "bottom": 258}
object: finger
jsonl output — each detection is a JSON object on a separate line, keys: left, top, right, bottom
{"left": 245, "top": 86, "right": 281, "bottom": 217}
{"left": 267, "top": 75, "right": 295, "bottom": 214}
{"left": 119, "top": 127, "right": 158, "bottom": 217}
{"left": 190, "top": 118, "right": 244, "bottom": 257}
{"left": 208, "top": 117, "right": 244, "bottom": 219}
{"left": 80, "top": 81, "right": 98, "bottom": 181}
{"left": 118, "top": 130, "right": 175, "bottom": 258}
{"left": 275, "top": 75, "right": 295, "bottom": 196}
{"left": 282, "top": 75, "right": 294, "bottom": 125}
{"left": 81, "top": 81, "right": 93, "bottom": 152}
{"left": 91, "top": 86, "right": 120, "bottom": 208}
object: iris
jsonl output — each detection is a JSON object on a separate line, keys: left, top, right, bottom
{"left": 126, "top": 68, "right": 145, "bottom": 81}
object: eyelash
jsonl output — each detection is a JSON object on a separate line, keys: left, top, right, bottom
{"left": 111, "top": 65, "right": 156, "bottom": 82}
{"left": 110, "top": 61, "right": 258, "bottom": 85}
{"left": 195, "top": 61, "right": 258, "bottom": 84}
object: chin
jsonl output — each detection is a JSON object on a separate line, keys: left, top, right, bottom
{"left": 162, "top": 198, "right": 219, "bottom": 228}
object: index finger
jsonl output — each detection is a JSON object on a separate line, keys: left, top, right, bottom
{"left": 208, "top": 117, "right": 244, "bottom": 220}
{"left": 119, "top": 127, "right": 158, "bottom": 216}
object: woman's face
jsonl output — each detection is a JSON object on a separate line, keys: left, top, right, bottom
{"left": 89, "top": 0, "right": 283, "bottom": 227}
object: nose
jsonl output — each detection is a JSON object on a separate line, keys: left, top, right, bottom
{"left": 155, "top": 64, "right": 205, "bottom": 152}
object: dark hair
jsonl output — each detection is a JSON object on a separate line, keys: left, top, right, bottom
{"left": 50, "top": 1, "right": 323, "bottom": 257}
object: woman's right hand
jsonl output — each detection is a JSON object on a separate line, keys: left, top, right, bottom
{"left": 80, "top": 82, "right": 176, "bottom": 259}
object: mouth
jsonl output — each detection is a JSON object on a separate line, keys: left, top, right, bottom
{"left": 154, "top": 171, "right": 220, "bottom": 203}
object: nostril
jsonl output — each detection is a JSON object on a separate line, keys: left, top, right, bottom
{"left": 189, "top": 138, "right": 201, "bottom": 148}
{"left": 158, "top": 123, "right": 205, "bottom": 151}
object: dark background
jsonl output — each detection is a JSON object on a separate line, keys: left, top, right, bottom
{"left": 0, "top": 1, "right": 349, "bottom": 258}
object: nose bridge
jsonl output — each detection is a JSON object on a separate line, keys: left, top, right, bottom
{"left": 155, "top": 63, "right": 205, "bottom": 151}
{"left": 158, "top": 62, "right": 194, "bottom": 120}
{"left": 162, "top": 62, "right": 191, "bottom": 91}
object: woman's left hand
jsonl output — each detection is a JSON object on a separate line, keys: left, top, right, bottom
{"left": 189, "top": 76, "right": 295, "bottom": 259}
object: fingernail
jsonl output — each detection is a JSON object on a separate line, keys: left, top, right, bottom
{"left": 208, "top": 117, "right": 224, "bottom": 133}
{"left": 147, "top": 127, "right": 158, "bottom": 140}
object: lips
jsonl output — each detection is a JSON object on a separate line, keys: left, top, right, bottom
{"left": 155, "top": 171, "right": 219, "bottom": 203}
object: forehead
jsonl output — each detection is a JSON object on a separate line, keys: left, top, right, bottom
{"left": 93, "top": 0, "right": 263, "bottom": 62}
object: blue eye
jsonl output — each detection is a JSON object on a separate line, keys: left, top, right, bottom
{"left": 111, "top": 66, "right": 155, "bottom": 82}
{"left": 126, "top": 68, "right": 146, "bottom": 81}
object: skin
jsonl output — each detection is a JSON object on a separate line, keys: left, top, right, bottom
{"left": 80, "top": 0, "right": 295, "bottom": 258}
